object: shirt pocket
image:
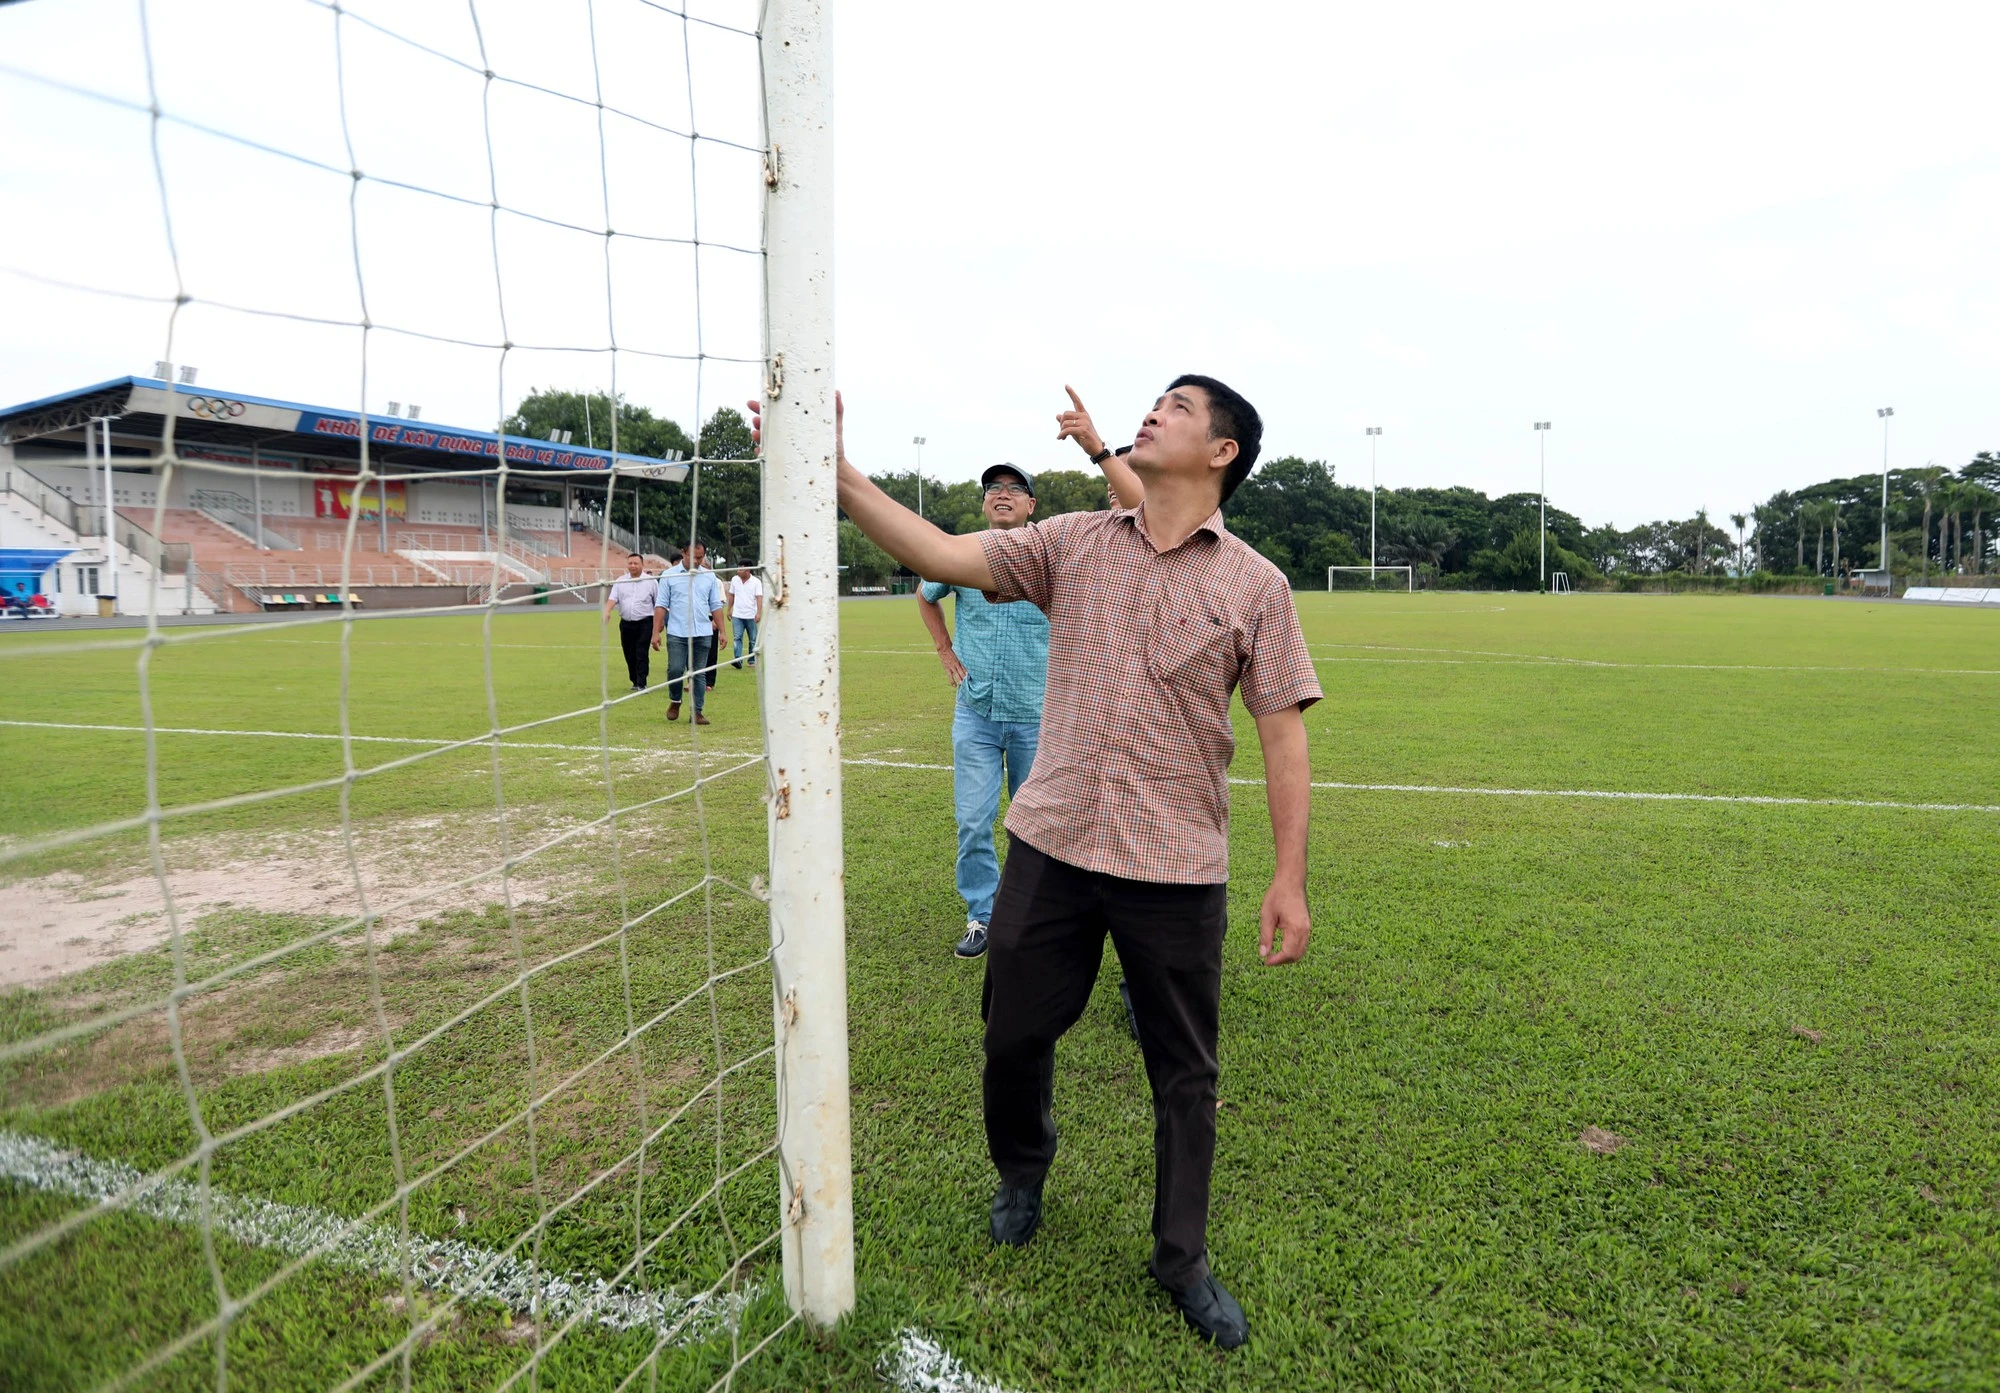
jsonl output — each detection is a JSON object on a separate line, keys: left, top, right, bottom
{"left": 1147, "top": 596, "right": 1240, "bottom": 691}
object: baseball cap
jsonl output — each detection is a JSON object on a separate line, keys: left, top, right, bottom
{"left": 981, "top": 463, "right": 1035, "bottom": 497}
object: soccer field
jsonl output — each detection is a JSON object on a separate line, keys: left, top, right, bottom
{"left": 3, "top": 592, "right": 1998, "bottom": 1391}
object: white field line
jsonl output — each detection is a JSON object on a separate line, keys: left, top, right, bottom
{"left": 1304, "top": 642, "right": 2000, "bottom": 676}
{"left": 0, "top": 1129, "right": 748, "bottom": 1343}
{"left": 687, "top": 642, "right": 2000, "bottom": 677}
{"left": 845, "top": 755, "right": 2000, "bottom": 814}
{"left": 0, "top": 720, "right": 761, "bottom": 761}
{"left": 1275, "top": 779, "right": 2000, "bottom": 814}
{"left": 4, "top": 720, "right": 1992, "bottom": 815}
{"left": 881, "top": 1328, "right": 1023, "bottom": 1393}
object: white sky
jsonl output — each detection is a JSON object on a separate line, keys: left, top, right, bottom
{"left": 3, "top": 0, "right": 1996, "bottom": 526}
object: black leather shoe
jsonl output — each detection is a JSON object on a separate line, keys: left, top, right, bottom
{"left": 1165, "top": 1273, "right": 1248, "bottom": 1348}
{"left": 988, "top": 1180, "right": 1043, "bottom": 1247}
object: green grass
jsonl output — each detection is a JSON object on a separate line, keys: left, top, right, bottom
{"left": 3, "top": 593, "right": 1998, "bottom": 1390}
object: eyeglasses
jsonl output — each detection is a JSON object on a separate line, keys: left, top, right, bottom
{"left": 984, "top": 482, "right": 1031, "bottom": 497}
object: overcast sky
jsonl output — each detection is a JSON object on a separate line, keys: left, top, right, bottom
{"left": 3, "top": 0, "right": 1995, "bottom": 526}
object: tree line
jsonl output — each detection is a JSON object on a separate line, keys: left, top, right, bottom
{"left": 1740, "top": 454, "right": 1998, "bottom": 583}
{"left": 510, "top": 391, "right": 1997, "bottom": 589}
{"left": 508, "top": 390, "right": 761, "bottom": 563}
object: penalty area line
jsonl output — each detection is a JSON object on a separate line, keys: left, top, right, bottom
{"left": 5, "top": 722, "right": 1991, "bottom": 814}
{"left": 841, "top": 756, "right": 2000, "bottom": 815}
{"left": 1273, "top": 778, "right": 2000, "bottom": 815}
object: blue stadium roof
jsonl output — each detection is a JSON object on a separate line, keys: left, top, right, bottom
{"left": 0, "top": 377, "right": 689, "bottom": 480}
{"left": 0, "top": 548, "right": 75, "bottom": 575}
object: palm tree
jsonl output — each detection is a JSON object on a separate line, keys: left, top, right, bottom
{"left": 1730, "top": 512, "right": 1747, "bottom": 574}
{"left": 1750, "top": 503, "right": 1777, "bottom": 571}
{"left": 1382, "top": 515, "right": 1459, "bottom": 578}
{"left": 1830, "top": 500, "right": 1843, "bottom": 582}
{"left": 1808, "top": 500, "right": 1828, "bottom": 576}
{"left": 1911, "top": 466, "right": 1946, "bottom": 583}
{"left": 1940, "top": 481, "right": 1967, "bottom": 574}
{"left": 1967, "top": 483, "right": 1998, "bottom": 575}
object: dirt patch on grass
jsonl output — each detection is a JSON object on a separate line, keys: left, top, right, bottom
{"left": 0, "top": 817, "right": 570, "bottom": 989}
{"left": 1579, "top": 1125, "right": 1628, "bottom": 1155}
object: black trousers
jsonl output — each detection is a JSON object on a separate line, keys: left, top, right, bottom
{"left": 982, "top": 834, "right": 1227, "bottom": 1289}
{"left": 618, "top": 618, "right": 651, "bottom": 688}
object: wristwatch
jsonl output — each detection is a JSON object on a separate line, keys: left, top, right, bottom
{"left": 1089, "top": 447, "right": 1113, "bottom": 464}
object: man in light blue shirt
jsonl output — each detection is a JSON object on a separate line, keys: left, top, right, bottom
{"left": 652, "top": 541, "right": 726, "bottom": 725}
{"left": 918, "top": 464, "right": 1050, "bottom": 959}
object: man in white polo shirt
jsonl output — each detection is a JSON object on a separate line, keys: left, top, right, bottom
{"left": 727, "top": 562, "right": 763, "bottom": 670}
{"left": 600, "top": 552, "right": 658, "bottom": 693}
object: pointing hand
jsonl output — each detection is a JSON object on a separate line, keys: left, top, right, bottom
{"left": 1056, "top": 385, "right": 1105, "bottom": 458}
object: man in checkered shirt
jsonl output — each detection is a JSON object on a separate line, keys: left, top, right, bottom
{"left": 749, "top": 375, "right": 1319, "bottom": 1350}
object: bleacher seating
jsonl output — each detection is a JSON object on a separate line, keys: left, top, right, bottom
{"left": 134, "top": 506, "right": 646, "bottom": 610}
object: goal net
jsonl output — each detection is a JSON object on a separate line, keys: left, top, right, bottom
{"left": 1326, "top": 565, "right": 1414, "bottom": 593}
{"left": 0, "top": 3, "right": 849, "bottom": 1389}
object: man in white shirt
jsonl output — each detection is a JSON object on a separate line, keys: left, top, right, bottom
{"left": 726, "top": 563, "right": 763, "bottom": 670}
{"left": 600, "top": 552, "right": 658, "bottom": 693}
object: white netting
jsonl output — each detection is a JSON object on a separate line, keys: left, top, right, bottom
{"left": 1326, "top": 565, "right": 1413, "bottom": 592}
{"left": 0, "top": 2, "right": 828, "bottom": 1388}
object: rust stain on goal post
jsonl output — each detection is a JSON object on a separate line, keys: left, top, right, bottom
{"left": 758, "top": 0, "right": 855, "bottom": 1328}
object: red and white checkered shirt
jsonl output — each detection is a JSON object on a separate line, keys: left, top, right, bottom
{"left": 980, "top": 504, "right": 1321, "bottom": 884}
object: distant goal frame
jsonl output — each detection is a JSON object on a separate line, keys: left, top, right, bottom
{"left": 1327, "top": 565, "right": 1414, "bottom": 593}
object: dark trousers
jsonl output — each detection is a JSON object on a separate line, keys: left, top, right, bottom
{"left": 618, "top": 618, "right": 651, "bottom": 688}
{"left": 665, "top": 633, "right": 713, "bottom": 710}
{"left": 981, "top": 835, "right": 1227, "bottom": 1289}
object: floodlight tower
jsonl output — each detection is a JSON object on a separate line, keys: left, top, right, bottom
{"left": 1876, "top": 407, "right": 1894, "bottom": 573}
{"left": 1534, "top": 421, "right": 1552, "bottom": 590}
{"left": 1366, "top": 427, "right": 1382, "bottom": 586}
{"left": 912, "top": 436, "right": 926, "bottom": 519}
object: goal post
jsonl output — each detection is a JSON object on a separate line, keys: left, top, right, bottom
{"left": 0, "top": 0, "right": 852, "bottom": 1380}
{"left": 760, "top": 0, "right": 855, "bottom": 1328}
{"left": 1327, "top": 565, "right": 1414, "bottom": 592}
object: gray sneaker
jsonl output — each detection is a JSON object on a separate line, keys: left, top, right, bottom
{"left": 954, "top": 920, "right": 988, "bottom": 958}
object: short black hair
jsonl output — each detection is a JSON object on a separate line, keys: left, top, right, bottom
{"left": 1167, "top": 373, "right": 1262, "bottom": 503}
{"left": 667, "top": 548, "right": 684, "bottom": 565}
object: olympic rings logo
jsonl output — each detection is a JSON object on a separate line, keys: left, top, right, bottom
{"left": 186, "top": 397, "right": 248, "bottom": 419}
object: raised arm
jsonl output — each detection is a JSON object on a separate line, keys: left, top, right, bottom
{"left": 747, "top": 394, "right": 994, "bottom": 592}
{"left": 1057, "top": 385, "right": 1145, "bottom": 509}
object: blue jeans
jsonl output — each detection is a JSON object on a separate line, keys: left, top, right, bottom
{"left": 665, "top": 634, "right": 713, "bottom": 711}
{"left": 952, "top": 705, "right": 1039, "bottom": 924}
{"left": 731, "top": 616, "right": 758, "bottom": 667}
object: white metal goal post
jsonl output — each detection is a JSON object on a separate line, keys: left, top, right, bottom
{"left": 1327, "top": 565, "right": 1414, "bottom": 592}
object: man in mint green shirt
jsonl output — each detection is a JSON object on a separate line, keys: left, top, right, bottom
{"left": 918, "top": 464, "right": 1049, "bottom": 959}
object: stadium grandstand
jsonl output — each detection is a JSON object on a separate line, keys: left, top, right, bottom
{"left": 0, "top": 374, "right": 691, "bottom": 617}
